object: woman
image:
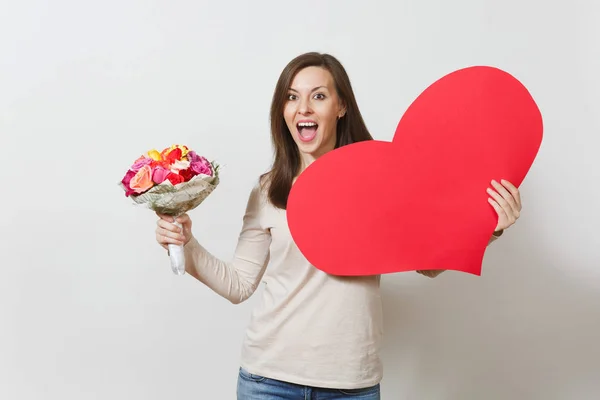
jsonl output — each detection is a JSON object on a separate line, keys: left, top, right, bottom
{"left": 155, "top": 52, "right": 522, "bottom": 399}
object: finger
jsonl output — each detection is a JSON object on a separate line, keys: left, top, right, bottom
{"left": 494, "top": 179, "right": 520, "bottom": 214}
{"left": 156, "top": 218, "right": 185, "bottom": 238}
{"left": 158, "top": 238, "right": 184, "bottom": 247}
{"left": 156, "top": 230, "right": 185, "bottom": 246}
{"left": 159, "top": 226, "right": 186, "bottom": 241}
{"left": 488, "top": 197, "right": 510, "bottom": 225}
{"left": 487, "top": 187, "right": 516, "bottom": 221}
{"left": 175, "top": 213, "right": 190, "bottom": 224}
{"left": 495, "top": 179, "right": 522, "bottom": 217}
{"left": 490, "top": 180, "right": 519, "bottom": 215}
{"left": 157, "top": 219, "right": 182, "bottom": 234}
{"left": 501, "top": 179, "right": 522, "bottom": 211}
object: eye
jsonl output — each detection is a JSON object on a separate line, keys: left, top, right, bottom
{"left": 313, "top": 93, "right": 326, "bottom": 100}
{"left": 287, "top": 94, "right": 297, "bottom": 101}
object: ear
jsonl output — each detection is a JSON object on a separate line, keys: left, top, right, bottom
{"left": 338, "top": 102, "right": 347, "bottom": 119}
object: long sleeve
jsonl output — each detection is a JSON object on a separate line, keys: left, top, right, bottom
{"left": 183, "top": 184, "right": 271, "bottom": 304}
{"left": 487, "top": 229, "right": 503, "bottom": 246}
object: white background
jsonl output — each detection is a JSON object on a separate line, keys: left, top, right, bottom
{"left": 2, "top": 0, "right": 599, "bottom": 399}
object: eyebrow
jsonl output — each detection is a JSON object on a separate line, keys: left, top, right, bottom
{"left": 288, "top": 86, "right": 327, "bottom": 93}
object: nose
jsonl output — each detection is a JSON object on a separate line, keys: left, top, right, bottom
{"left": 297, "top": 97, "right": 312, "bottom": 115}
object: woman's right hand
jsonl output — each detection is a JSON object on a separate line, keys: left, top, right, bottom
{"left": 155, "top": 213, "right": 193, "bottom": 250}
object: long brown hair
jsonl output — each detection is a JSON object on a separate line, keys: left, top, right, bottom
{"left": 261, "top": 52, "right": 373, "bottom": 209}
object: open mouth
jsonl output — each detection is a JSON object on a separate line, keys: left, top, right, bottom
{"left": 297, "top": 121, "right": 318, "bottom": 142}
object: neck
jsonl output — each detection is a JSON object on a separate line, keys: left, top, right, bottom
{"left": 298, "top": 137, "right": 336, "bottom": 173}
{"left": 299, "top": 153, "right": 316, "bottom": 173}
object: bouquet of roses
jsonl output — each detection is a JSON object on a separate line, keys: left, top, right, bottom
{"left": 120, "top": 144, "right": 220, "bottom": 275}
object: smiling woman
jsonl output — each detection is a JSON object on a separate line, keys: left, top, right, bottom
{"left": 153, "top": 51, "right": 523, "bottom": 400}
{"left": 264, "top": 52, "right": 374, "bottom": 209}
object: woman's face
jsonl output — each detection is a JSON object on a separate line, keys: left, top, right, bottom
{"left": 284, "top": 66, "right": 346, "bottom": 166}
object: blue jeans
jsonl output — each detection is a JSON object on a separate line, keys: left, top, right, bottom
{"left": 237, "top": 367, "right": 381, "bottom": 399}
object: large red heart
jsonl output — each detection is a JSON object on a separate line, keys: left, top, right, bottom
{"left": 286, "top": 66, "right": 543, "bottom": 276}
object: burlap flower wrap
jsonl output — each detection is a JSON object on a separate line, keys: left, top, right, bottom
{"left": 128, "top": 172, "right": 220, "bottom": 217}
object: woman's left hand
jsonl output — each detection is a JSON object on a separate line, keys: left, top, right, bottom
{"left": 417, "top": 179, "right": 522, "bottom": 279}
{"left": 487, "top": 179, "right": 522, "bottom": 232}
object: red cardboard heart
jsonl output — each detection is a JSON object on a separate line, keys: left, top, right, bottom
{"left": 287, "top": 66, "right": 543, "bottom": 276}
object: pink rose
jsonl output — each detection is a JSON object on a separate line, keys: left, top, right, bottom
{"left": 191, "top": 160, "right": 212, "bottom": 176}
{"left": 131, "top": 156, "right": 152, "bottom": 172}
{"left": 188, "top": 151, "right": 212, "bottom": 176}
{"left": 152, "top": 166, "right": 170, "bottom": 184}
{"left": 121, "top": 169, "right": 137, "bottom": 197}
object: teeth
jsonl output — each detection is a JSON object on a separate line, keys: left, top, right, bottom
{"left": 298, "top": 122, "right": 317, "bottom": 127}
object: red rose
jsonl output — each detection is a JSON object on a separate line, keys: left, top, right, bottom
{"left": 167, "top": 172, "right": 185, "bottom": 185}
{"left": 151, "top": 159, "right": 170, "bottom": 169}
{"left": 179, "top": 168, "right": 197, "bottom": 182}
{"left": 165, "top": 148, "right": 182, "bottom": 164}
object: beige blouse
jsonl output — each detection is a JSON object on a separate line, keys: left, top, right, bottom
{"left": 183, "top": 182, "right": 499, "bottom": 389}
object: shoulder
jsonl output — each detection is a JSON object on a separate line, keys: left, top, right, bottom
{"left": 239, "top": 174, "right": 274, "bottom": 227}
{"left": 255, "top": 171, "right": 273, "bottom": 199}
{"left": 246, "top": 172, "right": 271, "bottom": 209}
{"left": 258, "top": 170, "right": 272, "bottom": 188}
